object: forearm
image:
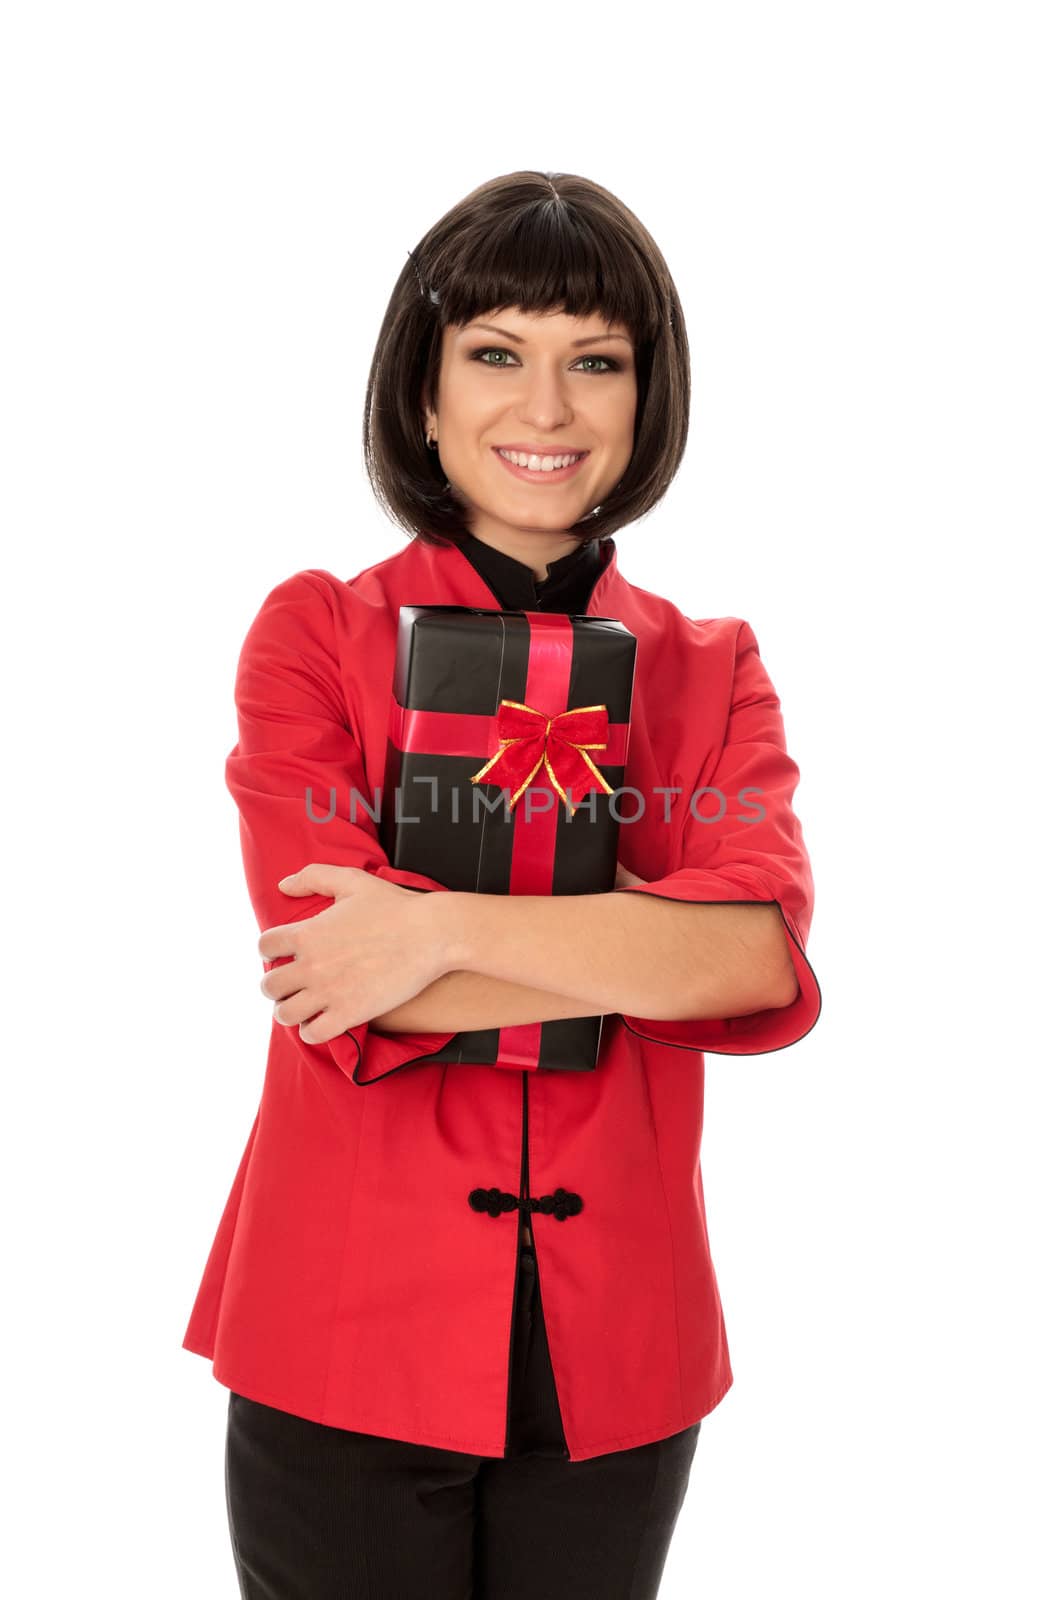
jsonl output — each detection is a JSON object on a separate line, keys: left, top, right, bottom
{"left": 371, "top": 969, "right": 604, "bottom": 1034}
{"left": 424, "top": 889, "right": 799, "bottom": 1023}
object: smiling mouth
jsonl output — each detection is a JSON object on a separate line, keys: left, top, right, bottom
{"left": 492, "top": 447, "right": 590, "bottom": 481}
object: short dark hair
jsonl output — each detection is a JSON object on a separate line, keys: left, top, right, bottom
{"left": 362, "top": 170, "right": 691, "bottom": 548}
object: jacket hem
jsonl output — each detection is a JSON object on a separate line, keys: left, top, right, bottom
{"left": 208, "top": 1361, "right": 508, "bottom": 1457}
{"left": 181, "top": 1332, "right": 215, "bottom": 1361}
{"left": 196, "top": 1356, "right": 734, "bottom": 1464}
{"left": 564, "top": 1369, "right": 735, "bottom": 1461}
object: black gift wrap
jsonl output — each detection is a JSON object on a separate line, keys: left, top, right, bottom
{"left": 380, "top": 604, "right": 638, "bottom": 1071}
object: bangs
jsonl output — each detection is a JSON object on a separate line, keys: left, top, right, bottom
{"left": 424, "top": 199, "right": 667, "bottom": 348}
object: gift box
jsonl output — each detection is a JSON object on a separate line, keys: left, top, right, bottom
{"left": 380, "top": 604, "right": 638, "bottom": 1071}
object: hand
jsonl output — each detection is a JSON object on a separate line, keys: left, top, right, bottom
{"left": 614, "top": 858, "right": 647, "bottom": 890}
{"left": 258, "top": 863, "right": 450, "bottom": 1045}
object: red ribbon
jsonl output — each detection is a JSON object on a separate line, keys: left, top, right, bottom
{"left": 469, "top": 699, "right": 613, "bottom": 815}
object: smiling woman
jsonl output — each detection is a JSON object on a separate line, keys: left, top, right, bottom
{"left": 185, "top": 169, "right": 820, "bottom": 1600}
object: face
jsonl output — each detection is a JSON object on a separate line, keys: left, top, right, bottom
{"left": 423, "top": 305, "right": 638, "bottom": 576}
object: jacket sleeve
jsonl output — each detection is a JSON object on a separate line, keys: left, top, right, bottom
{"left": 224, "top": 568, "right": 459, "bottom": 1084}
{"left": 614, "top": 618, "right": 822, "bottom": 1055}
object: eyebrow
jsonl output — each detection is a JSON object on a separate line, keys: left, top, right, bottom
{"left": 464, "top": 321, "right": 634, "bottom": 349}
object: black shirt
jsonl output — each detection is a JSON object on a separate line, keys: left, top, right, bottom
{"left": 451, "top": 530, "right": 612, "bottom": 616}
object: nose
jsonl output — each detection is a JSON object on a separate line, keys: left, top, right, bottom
{"left": 515, "top": 365, "right": 576, "bottom": 431}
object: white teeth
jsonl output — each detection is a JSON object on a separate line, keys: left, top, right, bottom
{"left": 497, "top": 449, "right": 584, "bottom": 472}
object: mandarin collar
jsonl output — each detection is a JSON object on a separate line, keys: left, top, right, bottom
{"left": 450, "top": 531, "right": 611, "bottom": 614}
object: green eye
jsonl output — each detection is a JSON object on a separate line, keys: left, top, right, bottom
{"left": 469, "top": 346, "right": 622, "bottom": 373}
{"left": 472, "top": 348, "right": 518, "bottom": 367}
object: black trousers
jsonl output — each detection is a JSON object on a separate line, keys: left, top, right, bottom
{"left": 225, "top": 1245, "right": 701, "bottom": 1598}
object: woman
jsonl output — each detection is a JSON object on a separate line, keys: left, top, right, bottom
{"left": 183, "top": 170, "right": 822, "bottom": 1598}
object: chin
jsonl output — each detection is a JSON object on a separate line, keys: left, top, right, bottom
{"left": 484, "top": 500, "right": 578, "bottom": 533}
{"left": 503, "top": 487, "right": 597, "bottom": 518}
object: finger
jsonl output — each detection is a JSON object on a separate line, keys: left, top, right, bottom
{"left": 298, "top": 1010, "right": 346, "bottom": 1046}
{"left": 260, "top": 960, "right": 305, "bottom": 1002}
{"left": 274, "top": 991, "right": 325, "bottom": 1029}
{"left": 258, "top": 925, "right": 302, "bottom": 961}
{"left": 278, "top": 863, "right": 346, "bottom": 898}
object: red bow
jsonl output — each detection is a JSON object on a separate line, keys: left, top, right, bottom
{"left": 470, "top": 699, "right": 614, "bottom": 815}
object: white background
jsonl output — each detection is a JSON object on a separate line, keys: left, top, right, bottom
{"left": 3, "top": 2, "right": 1059, "bottom": 1596}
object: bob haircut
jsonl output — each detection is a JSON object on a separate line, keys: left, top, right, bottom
{"left": 363, "top": 170, "right": 691, "bottom": 549}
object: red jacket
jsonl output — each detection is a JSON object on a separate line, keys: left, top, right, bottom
{"left": 181, "top": 534, "right": 821, "bottom": 1462}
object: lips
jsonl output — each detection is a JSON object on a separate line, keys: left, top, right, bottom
{"left": 492, "top": 445, "right": 589, "bottom": 458}
{"left": 492, "top": 447, "right": 590, "bottom": 484}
